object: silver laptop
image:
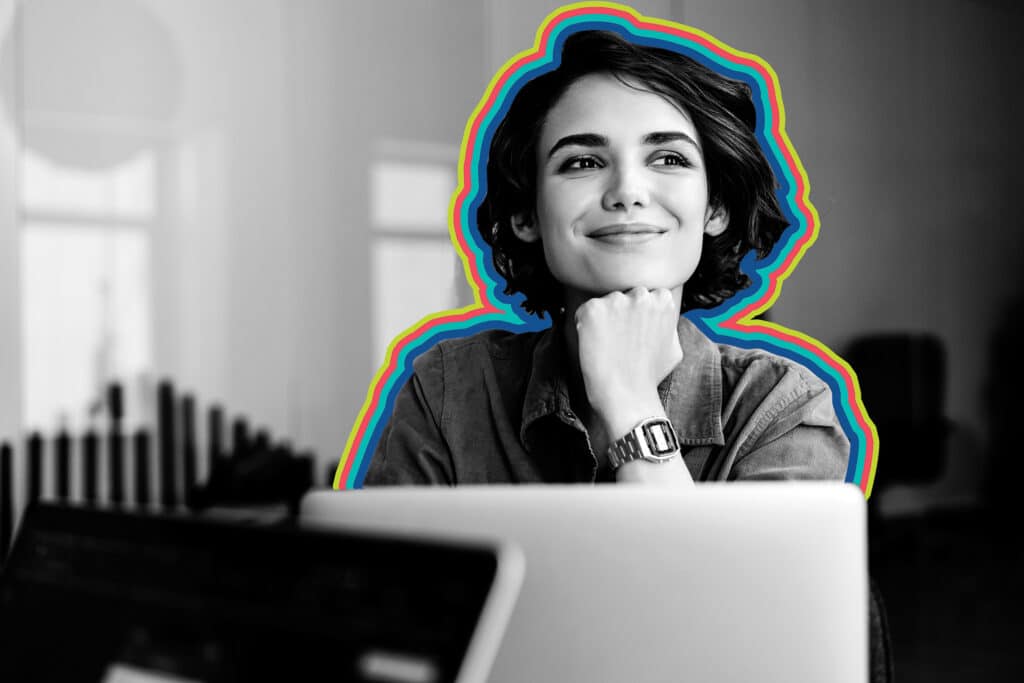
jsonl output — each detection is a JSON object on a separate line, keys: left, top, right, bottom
{"left": 302, "top": 483, "right": 867, "bottom": 683}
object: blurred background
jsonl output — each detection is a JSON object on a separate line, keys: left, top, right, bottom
{"left": 0, "top": 0, "right": 1022, "bottom": 679}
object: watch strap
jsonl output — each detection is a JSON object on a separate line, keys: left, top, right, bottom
{"left": 607, "top": 417, "right": 680, "bottom": 469}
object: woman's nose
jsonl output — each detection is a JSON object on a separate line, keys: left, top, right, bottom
{"left": 601, "top": 165, "right": 649, "bottom": 211}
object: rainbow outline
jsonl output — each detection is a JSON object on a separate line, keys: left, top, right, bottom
{"left": 334, "top": 2, "right": 878, "bottom": 497}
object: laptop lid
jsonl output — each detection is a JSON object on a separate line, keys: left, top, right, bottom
{"left": 0, "top": 503, "right": 523, "bottom": 683}
{"left": 301, "top": 483, "right": 867, "bottom": 683}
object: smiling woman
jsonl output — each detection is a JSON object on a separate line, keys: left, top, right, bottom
{"left": 364, "top": 30, "right": 848, "bottom": 487}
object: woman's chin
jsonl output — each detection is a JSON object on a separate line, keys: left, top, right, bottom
{"left": 595, "top": 281, "right": 681, "bottom": 295}
{"left": 562, "top": 282, "right": 686, "bottom": 306}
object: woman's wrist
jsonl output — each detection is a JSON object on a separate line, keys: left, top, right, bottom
{"left": 597, "top": 397, "right": 694, "bottom": 487}
{"left": 615, "top": 453, "right": 694, "bottom": 486}
{"left": 592, "top": 388, "right": 665, "bottom": 443}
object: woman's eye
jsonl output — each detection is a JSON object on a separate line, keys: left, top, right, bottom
{"left": 558, "top": 156, "right": 603, "bottom": 172}
{"left": 651, "top": 152, "right": 690, "bottom": 167}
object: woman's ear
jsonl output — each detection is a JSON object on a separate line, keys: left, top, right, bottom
{"left": 511, "top": 214, "right": 541, "bottom": 243}
{"left": 704, "top": 204, "right": 729, "bottom": 237}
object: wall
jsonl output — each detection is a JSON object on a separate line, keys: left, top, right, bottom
{"left": 0, "top": 0, "right": 18, "bottom": 441}
{"left": 282, "top": 1, "right": 489, "bottom": 472}
{"left": 152, "top": 0, "right": 295, "bottom": 442}
{"left": 676, "top": 0, "right": 1024, "bottom": 508}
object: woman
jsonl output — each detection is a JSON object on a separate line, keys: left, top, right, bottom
{"left": 365, "top": 30, "right": 848, "bottom": 487}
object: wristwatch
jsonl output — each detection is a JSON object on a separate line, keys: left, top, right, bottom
{"left": 607, "top": 417, "right": 681, "bottom": 469}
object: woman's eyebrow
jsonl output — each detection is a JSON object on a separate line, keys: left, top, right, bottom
{"left": 644, "top": 131, "right": 701, "bottom": 150}
{"left": 546, "top": 133, "right": 607, "bottom": 159}
{"left": 546, "top": 131, "right": 701, "bottom": 160}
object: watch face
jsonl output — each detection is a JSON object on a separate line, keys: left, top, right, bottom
{"left": 641, "top": 420, "right": 679, "bottom": 456}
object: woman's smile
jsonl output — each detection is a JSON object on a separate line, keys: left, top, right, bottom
{"left": 587, "top": 222, "right": 668, "bottom": 245}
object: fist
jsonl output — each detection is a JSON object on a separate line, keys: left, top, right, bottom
{"left": 574, "top": 287, "right": 682, "bottom": 424}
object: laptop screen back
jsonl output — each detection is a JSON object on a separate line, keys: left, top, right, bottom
{"left": 302, "top": 483, "right": 868, "bottom": 683}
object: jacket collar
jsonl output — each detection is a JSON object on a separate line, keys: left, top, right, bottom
{"left": 520, "top": 316, "right": 726, "bottom": 448}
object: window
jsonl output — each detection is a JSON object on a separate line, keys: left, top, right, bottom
{"left": 369, "top": 140, "right": 468, "bottom": 368}
{"left": 19, "top": 141, "right": 156, "bottom": 432}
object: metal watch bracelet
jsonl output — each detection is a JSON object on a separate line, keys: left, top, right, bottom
{"left": 607, "top": 417, "right": 680, "bottom": 469}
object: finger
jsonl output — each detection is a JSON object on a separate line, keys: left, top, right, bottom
{"left": 575, "top": 296, "right": 597, "bottom": 320}
{"left": 605, "top": 290, "right": 628, "bottom": 305}
{"left": 652, "top": 288, "right": 673, "bottom": 306}
{"left": 626, "top": 286, "right": 649, "bottom": 300}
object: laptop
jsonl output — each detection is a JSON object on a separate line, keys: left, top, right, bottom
{"left": 0, "top": 503, "right": 523, "bottom": 683}
{"left": 302, "top": 483, "right": 868, "bottom": 683}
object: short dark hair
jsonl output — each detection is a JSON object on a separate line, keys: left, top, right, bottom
{"left": 477, "top": 30, "right": 788, "bottom": 318}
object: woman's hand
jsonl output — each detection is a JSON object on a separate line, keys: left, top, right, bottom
{"left": 574, "top": 287, "right": 693, "bottom": 486}
{"left": 575, "top": 287, "right": 682, "bottom": 440}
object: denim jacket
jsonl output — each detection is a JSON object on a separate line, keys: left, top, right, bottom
{"left": 364, "top": 316, "right": 849, "bottom": 485}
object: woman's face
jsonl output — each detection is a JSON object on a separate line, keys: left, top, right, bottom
{"left": 514, "top": 72, "right": 728, "bottom": 310}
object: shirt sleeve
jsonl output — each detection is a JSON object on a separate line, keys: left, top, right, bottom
{"left": 728, "top": 370, "right": 850, "bottom": 482}
{"left": 362, "top": 347, "right": 456, "bottom": 486}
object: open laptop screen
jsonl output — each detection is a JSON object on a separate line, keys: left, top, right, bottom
{"left": 0, "top": 503, "right": 519, "bottom": 683}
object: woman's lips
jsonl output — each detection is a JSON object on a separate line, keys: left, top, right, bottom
{"left": 587, "top": 223, "right": 666, "bottom": 245}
